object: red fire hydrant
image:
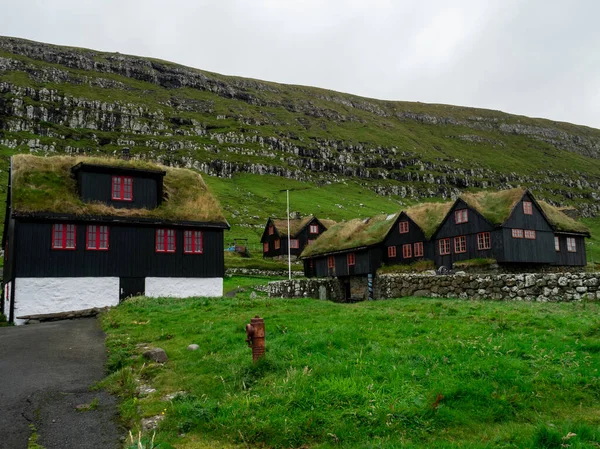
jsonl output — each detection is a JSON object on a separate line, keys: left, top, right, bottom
{"left": 245, "top": 315, "right": 265, "bottom": 362}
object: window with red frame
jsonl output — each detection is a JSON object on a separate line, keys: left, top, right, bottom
{"left": 477, "top": 232, "right": 491, "bottom": 250}
{"left": 439, "top": 238, "right": 451, "bottom": 255}
{"left": 307, "top": 239, "right": 314, "bottom": 245}
{"left": 112, "top": 176, "right": 133, "bottom": 201}
{"left": 309, "top": 224, "right": 319, "bottom": 234}
{"left": 347, "top": 253, "right": 356, "bottom": 266}
{"left": 523, "top": 201, "right": 533, "bottom": 215}
{"left": 512, "top": 229, "right": 524, "bottom": 238}
{"left": 567, "top": 237, "right": 577, "bottom": 252}
{"left": 399, "top": 221, "right": 409, "bottom": 233}
{"left": 86, "top": 225, "right": 109, "bottom": 250}
{"left": 290, "top": 239, "right": 299, "bottom": 249}
{"left": 524, "top": 230, "right": 536, "bottom": 240}
{"left": 402, "top": 244, "right": 412, "bottom": 258}
{"left": 274, "top": 239, "right": 281, "bottom": 249}
{"left": 156, "top": 229, "right": 176, "bottom": 253}
{"left": 554, "top": 236, "right": 560, "bottom": 252}
{"left": 268, "top": 225, "right": 274, "bottom": 235}
{"left": 454, "top": 236, "right": 467, "bottom": 253}
{"left": 388, "top": 246, "right": 396, "bottom": 258}
{"left": 52, "top": 224, "right": 76, "bottom": 249}
{"left": 263, "top": 242, "right": 269, "bottom": 252}
{"left": 414, "top": 242, "right": 424, "bottom": 257}
{"left": 184, "top": 230, "right": 203, "bottom": 254}
{"left": 455, "top": 209, "right": 468, "bottom": 224}
{"left": 328, "top": 256, "right": 335, "bottom": 269}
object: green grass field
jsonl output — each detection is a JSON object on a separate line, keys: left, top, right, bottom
{"left": 101, "top": 276, "right": 600, "bottom": 448}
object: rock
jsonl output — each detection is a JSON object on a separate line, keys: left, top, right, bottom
{"left": 187, "top": 344, "right": 200, "bottom": 351}
{"left": 525, "top": 275, "right": 536, "bottom": 287}
{"left": 250, "top": 291, "right": 257, "bottom": 299}
{"left": 141, "top": 415, "right": 165, "bottom": 431}
{"left": 143, "top": 348, "right": 168, "bottom": 363}
{"left": 558, "top": 277, "right": 568, "bottom": 287}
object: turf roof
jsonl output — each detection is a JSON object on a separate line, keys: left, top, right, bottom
{"left": 11, "top": 154, "right": 227, "bottom": 224}
{"left": 301, "top": 213, "right": 398, "bottom": 257}
{"left": 405, "top": 202, "right": 454, "bottom": 239}
{"left": 538, "top": 200, "right": 590, "bottom": 235}
{"left": 271, "top": 216, "right": 314, "bottom": 237}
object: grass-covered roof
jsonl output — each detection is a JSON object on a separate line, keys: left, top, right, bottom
{"left": 12, "top": 154, "right": 227, "bottom": 224}
{"left": 405, "top": 202, "right": 454, "bottom": 239}
{"left": 271, "top": 216, "right": 314, "bottom": 237}
{"left": 538, "top": 200, "right": 590, "bottom": 235}
{"left": 301, "top": 213, "right": 398, "bottom": 257}
{"left": 460, "top": 188, "right": 526, "bottom": 225}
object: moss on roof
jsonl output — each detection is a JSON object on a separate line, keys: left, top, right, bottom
{"left": 538, "top": 200, "right": 590, "bottom": 234}
{"left": 301, "top": 213, "right": 398, "bottom": 257}
{"left": 460, "top": 188, "right": 526, "bottom": 225}
{"left": 405, "top": 202, "right": 454, "bottom": 239}
{"left": 271, "top": 216, "right": 314, "bottom": 237}
{"left": 319, "top": 219, "right": 337, "bottom": 229}
{"left": 12, "top": 154, "right": 227, "bottom": 224}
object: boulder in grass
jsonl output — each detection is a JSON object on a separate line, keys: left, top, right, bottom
{"left": 143, "top": 348, "right": 168, "bottom": 363}
{"left": 187, "top": 344, "right": 200, "bottom": 351}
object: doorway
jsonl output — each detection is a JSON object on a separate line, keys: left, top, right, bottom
{"left": 119, "top": 277, "right": 145, "bottom": 301}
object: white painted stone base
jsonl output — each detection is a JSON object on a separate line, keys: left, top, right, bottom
{"left": 2, "top": 281, "right": 11, "bottom": 318}
{"left": 13, "top": 277, "right": 120, "bottom": 325}
{"left": 145, "top": 277, "right": 223, "bottom": 298}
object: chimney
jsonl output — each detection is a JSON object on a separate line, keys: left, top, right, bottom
{"left": 121, "top": 147, "right": 131, "bottom": 161}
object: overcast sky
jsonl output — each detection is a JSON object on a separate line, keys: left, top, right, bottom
{"left": 2, "top": 0, "right": 599, "bottom": 128}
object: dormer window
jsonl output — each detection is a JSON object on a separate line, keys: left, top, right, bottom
{"left": 523, "top": 201, "right": 533, "bottom": 215}
{"left": 112, "top": 176, "right": 133, "bottom": 201}
{"left": 310, "top": 224, "right": 319, "bottom": 234}
{"left": 455, "top": 209, "right": 468, "bottom": 224}
{"left": 399, "top": 221, "right": 409, "bottom": 233}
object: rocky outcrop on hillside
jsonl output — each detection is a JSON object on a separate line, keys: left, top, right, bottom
{"left": 1, "top": 36, "right": 600, "bottom": 215}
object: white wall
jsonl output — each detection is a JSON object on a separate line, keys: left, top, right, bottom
{"left": 2, "top": 281, "right": 11, "bottom": 318}
{"left": 13, "top": 277, "right": 120, "bottom": 325}
{"left": 145, "top": 277, "right": 223, "bottom": 298}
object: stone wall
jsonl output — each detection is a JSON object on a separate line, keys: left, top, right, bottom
{"left": 374, "top": 272, "right": 600, "bottom": 301}
{"left": 267, "top": 278, "right": 345, "bottom": 301}
{"left": 268, "top": 272, "right": 600, "bottom": 302}
{"left": 226, "top": 268, "right": 304, "bottom": 278}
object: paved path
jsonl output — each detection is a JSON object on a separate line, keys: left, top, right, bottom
{"left": 0, "top": 318, "right": 121, "bottom": 449}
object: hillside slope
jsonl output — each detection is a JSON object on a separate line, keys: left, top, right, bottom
{"left": 1, "top": 36, "right": 599, "bottom": 224}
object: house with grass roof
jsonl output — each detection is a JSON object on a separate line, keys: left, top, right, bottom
{"left": 1, "top": 154, "right": 229, "bottom": 324}
{"left": 431, "top": 188, "right": 590, "bottom": 269}
{"left": 261, "top": 215, "right": 333, "bottom": 260}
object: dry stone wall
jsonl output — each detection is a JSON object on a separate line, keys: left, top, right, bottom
{"left": 268, "top": 272, "right": 600, "bottom": 302}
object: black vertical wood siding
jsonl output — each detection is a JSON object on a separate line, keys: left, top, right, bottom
{"left": 500, "top": 228, "right": 555, "bottom": 263}
{"left": 382, "top": 214, "right": 430, "bottom": 265}
{"left": 77, "top": 172, "right": 159, "bottom": 210}
{"left": 553, "top": 234, "right": 587, "bottom": 266}
{"left": 261, "top": 218, "right": 326, "bottom": 258}
{"left": 502, "top": 194, "right": 553, "bottom": 232}
{"left": 14, "top": 220, "right": 224, "bottom": 278}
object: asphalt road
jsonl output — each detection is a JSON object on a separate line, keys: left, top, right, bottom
{"left": 0, "top": 318, "right": 121, "bottom": 449}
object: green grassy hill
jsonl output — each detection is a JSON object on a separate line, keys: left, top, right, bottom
{"left": 0, "top": 36, "right": 599, "bottom": 261}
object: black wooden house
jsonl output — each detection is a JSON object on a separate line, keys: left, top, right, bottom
{"left": 261, "top": 215, "right": 333, "bottom": 260}
{"left": 1, "top": 154, "right": 229, "bottom": 324}
{"left": 431, "top": 189, "right": 589, "bottom": 268}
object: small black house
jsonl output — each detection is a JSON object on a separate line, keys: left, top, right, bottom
{"left": 431, "top": 188, "right": 589, "bottom": 269}
{"left": 261, "top": 215, "right": 333, "bottom": 260}
{"left": 1, "top": 154, "right": 229, "bottom": 324}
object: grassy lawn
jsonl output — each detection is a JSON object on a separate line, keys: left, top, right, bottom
{"left": 101, "top": 277, "right": 600, "bottom": 448}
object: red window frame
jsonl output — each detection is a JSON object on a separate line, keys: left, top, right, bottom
{"left": 439, "top": 238, "right": 451, "bottom": 255}
{"left": 512, "top": 229, "right": 524, "bottom": 239}
{"left": 290, "top": 239, "right": 299, "bottom": 249}
{"left": 111, "top": 176, "right": 133, "bottom": 201}
{"left": 184, "top": 230, "right": 203, "bottom": 254}
{"left": 263, "top": 242, "right": 269, "bottom": 252}
{"left": 86, "top": 225, "right": 109, "bottom": 250}
{"left": 414, "top": 242, "right": 424, "bottom": 257}
{"left": 402, "top": 244, "right": 412, "bottom": 258}
{"left": 347, "top": 253, "right": 356, "bottom": 266}
{"left": 455, "top": 209, "right": 468, "bottom": 224}
{"left": 156, "top": 229, "right": 176, "bottom": 253}
{"left": 274, "top": 239, "right": 281, "bottom": 250}
{"left": 388, "top": 246, "right": 397, "bottom": 258}
{"left": 523, "top": 201, "right": 533, "bottom": 215}
{"left": 524, "top": 230, "right": 536, "bottom": 240}
{"left": 309, "top": 224, "right": 319, "bottom": 234}
{"left": 554, "top": 236, "right": 560, "bottom": 252}
{"left": 52, "top": 224, "right": 77, "bottom": 250}
{"left": 328, "top": 256, "right": 335, "bottom": 269}
{"left": 399, "top": 221, "right": 409, "bottom": 234}
{"left": 268, "top": 225, "right": 274, "bottom": 235}
{"left": 477, "top": 232, "right": 491, "bottom": 250}
{"left": 454, "top": 236, "right": 467, "bottom": 253}
{"left": 567, "top": 237, "right": 577, "bottom": 253}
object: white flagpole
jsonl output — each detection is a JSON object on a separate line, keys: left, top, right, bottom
{"left": 287, "top": 189, "right": 291, "bottom": 280}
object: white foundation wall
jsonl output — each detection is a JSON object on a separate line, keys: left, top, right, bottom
{"left": 14, "top": 277, "right": 120, "bottom": 325}
{"left": 145, "top": 277, "right": 223, "bottom": 298}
